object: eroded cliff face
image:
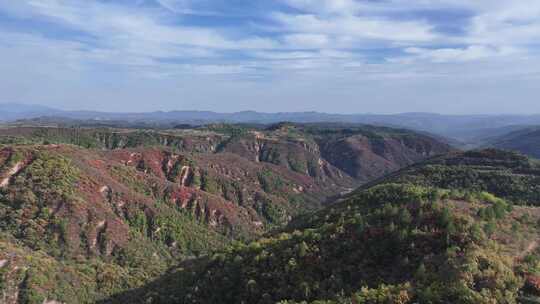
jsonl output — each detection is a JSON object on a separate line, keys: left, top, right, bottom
{"left": 0, "top": 124, "right": 454, "bottom": 266}
{"left": 219, "top": 133, "right": 346, "bottom": 183}
{"left": 105, "top": 147, "right": 352, "bottom": 230}
{"left": 0, "top": 124, "right": 453, "bottom": 188}
{"left": 0, "top": 143, "right": 354, "bottom": 263}
{"left": 217, "top": 125, "right": 453, "bottom": 186}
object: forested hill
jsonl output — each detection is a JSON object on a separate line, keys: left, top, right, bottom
{"left": 354, "top": 149, "right": 540, "bottom": 205}
{"left": 103, "top": 149, "right": 540, "bottom": 304}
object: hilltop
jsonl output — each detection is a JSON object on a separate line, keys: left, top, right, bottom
{"left": 4, "top": 103, "right": 540, "bottom": 141}
{"left": 355, "top": 149, "right": 540, "bottom": 205}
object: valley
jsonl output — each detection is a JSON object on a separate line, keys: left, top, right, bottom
{"left": 1, "top": 122, "right": 540, "bottom": 304}
{"left": 105, "top": 148, "right": 540, "bottom": 304}
{"left": 0, "top": 123, "right": 454, "bottom": 303}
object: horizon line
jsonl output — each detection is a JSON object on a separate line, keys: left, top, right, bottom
{"left": 2, "top": 103, "right": 540, "bottom": 117}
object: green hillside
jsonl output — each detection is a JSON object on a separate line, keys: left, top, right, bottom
{"left": 354, "top": 149, "right": 540, "bottom": 205}
{"left": 103, "top": 149, "right": 540, "bottom": 304}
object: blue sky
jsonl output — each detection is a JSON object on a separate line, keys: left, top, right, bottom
{"left": 0, "top": 0, "right": 539, "bottom": 114}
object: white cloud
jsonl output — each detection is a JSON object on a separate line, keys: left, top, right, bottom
{"left": 252, "top": 51, "right": 317, "bottom": 60}
{"left": 466, "top": 3, "right": 540, "bottom": 47}
{"left": 397, "top": 45, "right": 521, "bottom": 63}
{"left": 279, "top": 0, "right": 360, "bottom": 15}
{"left": 155, "top": 0, "right": 228, "bottom": 16}
{"left": 253, "top": 49, "right": 358, "bottom": 62}
{"left": 33, "top": 0, "right": 277, "bottom": 49}
{"left": 272, "top": 12, "right": 437, "bottom": 46}
{"left": 283, "top": 34, "right": 329, "bottom": 49}
{"left": 1, "top": 0, "right": 540, "bottom": 113}
{"left": 0, "top": 0, "right": 278, "bottom": 69}
{"left": 155, "top": 0, "right": 187, "bottom": 13}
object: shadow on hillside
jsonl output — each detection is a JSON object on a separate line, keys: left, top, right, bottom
{"left": 99, "top": 267, "right": 194, "bottom": 304}
{"left": 97, "top": 258, "right": 204, "bottom": 304}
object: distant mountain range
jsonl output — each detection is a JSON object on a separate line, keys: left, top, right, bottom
{"left": 4, "top": 103, "right": 540, "bottom": 142}
{"left": 0, "top": 103, "right": 62, "bottom": 121}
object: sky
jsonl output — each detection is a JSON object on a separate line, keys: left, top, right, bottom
{"left": 0, "top": 0, "right": 539, "bottom": 114}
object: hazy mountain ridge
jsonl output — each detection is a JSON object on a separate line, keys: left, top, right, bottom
{"left": 0, "top": 103, "right": 62, "bottom": 121}
{"left": 5, "top": 104, "right": 540, "bottom": 142}
{"left": 484, "top": 126, "right": 540, "bottom": 159}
